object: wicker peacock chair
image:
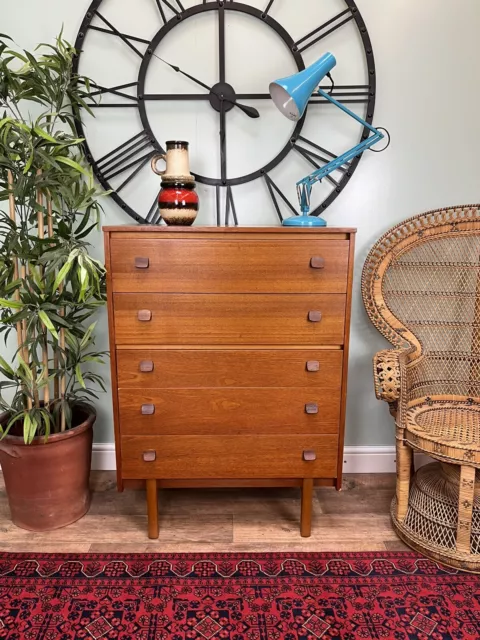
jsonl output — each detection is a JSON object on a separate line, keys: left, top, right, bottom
{"left": 362, "top": 205, "right": 480, "bottom": 572}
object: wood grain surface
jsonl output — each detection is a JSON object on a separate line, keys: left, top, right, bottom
{"left": 116, "top": 349, "right": 343, "bottom": 389}
{"left": 113, "top": 293, "right": 346, "bottom": 345}
{"left": 121, "top": 435, "right": 338, "bottom": 479}
{"left": 118, "top": 387, "right": 340, "bottom": 435}
{"left": 0, "top": 472, "right": 405, "bottom": 553}
{"left": 109, "top": 238, "right": 349, "bottom": 294}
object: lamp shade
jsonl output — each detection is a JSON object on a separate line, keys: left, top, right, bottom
{"left": 269, "top": 52, "right": 337, "bottom": 121}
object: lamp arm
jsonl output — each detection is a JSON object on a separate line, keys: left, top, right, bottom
{"left": 296, "top": 88, "right": 385, "bottom": 215}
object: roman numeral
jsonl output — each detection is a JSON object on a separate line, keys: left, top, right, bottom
{"left": 155, "top": 0, "right": 184, "bottom": 23}
{"left": 95, "top": 131, "right": 157, "bottom": 191}
{"left": 87, "top": 81, "right": 139, "bottom": 108}
{"left": 264, "top": 174, "right": 297, "bottom": 224}
{"left": 295, "top": 136, "right": 350, "bottom": 175}
{"left": 146, "top": 195, "right": 161, "bottom": 224}
{"left": 294, "top": 9, "right": 354, "bottom": 53}
{"left": 262, "top": 0, "right": 276, "bottom": 17}
{"left": 215, "top": 186, "right": 239, "bottom": 227}
{"left": 293, "top": 137, "right": 352, "bottom": 188}
{"left": 91, "top": 12, "right": 148, "bottom": 58}
{"left": 309, "top": 84, "right": 370, "bottom": 105}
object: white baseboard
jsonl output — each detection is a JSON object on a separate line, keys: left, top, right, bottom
{"left": 91, "top": 444, "right": 432, "bottom": 474}
{"left": 92, "top": 443, "right": 117, "bottom": 471}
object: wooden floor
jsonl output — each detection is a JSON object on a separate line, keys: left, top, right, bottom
{"left": 0, "top": 473, "right": 409, "bottom": 554}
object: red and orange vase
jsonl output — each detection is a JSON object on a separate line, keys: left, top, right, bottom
{"left": 151, "top": 141, "right": 199, "bottom": 226}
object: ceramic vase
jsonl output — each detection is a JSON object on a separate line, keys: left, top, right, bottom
{"left": 151, "top": 141, "right": 199, "bottom": 226}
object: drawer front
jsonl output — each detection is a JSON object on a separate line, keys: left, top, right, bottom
{"left": 118, "top": 388, "right": 340, "bottom": 435}
{"left": 109, "top": 238, "right": 349, "bottom": 294}
{"left": 117, "top": 349, "right": 343, "bottom": 389}
{"left": 121, "top": 435, "right": 339, "bottom": 479}
{"left": 113, "top": 294, "right": 346, "bottom": 345}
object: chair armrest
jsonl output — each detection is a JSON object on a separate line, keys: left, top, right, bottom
{"left": 374, "top": 347, "right": 417, "bottom": 419}
{"left": 373, "top": 349, "right": 402, "bottom": 405}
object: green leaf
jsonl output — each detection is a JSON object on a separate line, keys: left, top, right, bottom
{"left": 0, "top": 298, "right": 22, "bottom": 309}
{"left": 80, "top": 322, "right": 96, "bottom": 349}
{"left": 23, "top": 150, "right": 34, "bottom": 174}
{"left": 56, "top": 156, "right": 90, "bottom": 176}
{"left": 53, "top": 258, "right": 73, "bottom": 292}
{"left": 17, "top": 355, "right": 33, "bottom": 380}
{"left": 0, "top": 355, "right": 14, "bottom": 376}
{"left": 75, "top": 364, "right": 86, "bottom": 389}
{"left": 38, "top": 310, "right": 59, "bottom": 340}
{"left": 23, "top": 412, "right": 32, "bottom": 444}
{"left": 33, "top": 126, "right": 57, "bottom": 144}
{"left": 0, "top": 116, "right": 14, "bottom": 128}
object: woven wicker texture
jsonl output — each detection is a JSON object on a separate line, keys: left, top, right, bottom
{"left": 393, "top": 462, "right": 480, "bottom": 568}
{"left": 362, "top": 205, "right": 480, "bottom": 571}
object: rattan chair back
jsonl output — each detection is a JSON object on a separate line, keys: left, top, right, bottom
{"left": 362, "top": 206, "right": 480, "bottom": 404}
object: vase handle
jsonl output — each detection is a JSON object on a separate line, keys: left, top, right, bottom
{"left": 151, "top": 154, "right": 167, "bottom": 176}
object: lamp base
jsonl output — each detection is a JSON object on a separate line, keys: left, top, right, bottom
{"left": 282, "top": 214, "right": 327, "bottom": 227}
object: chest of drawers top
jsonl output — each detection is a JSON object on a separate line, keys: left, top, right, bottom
{"left": 104, "top": 226, "right": 355, "bottom": 294}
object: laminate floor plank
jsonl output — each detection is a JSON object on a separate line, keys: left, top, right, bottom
{"left": 0, "top": 472, "right": 403, "bottom": 553}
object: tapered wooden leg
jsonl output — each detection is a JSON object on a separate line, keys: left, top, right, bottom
{"left": 395, "top": 427, "right": 412, "bottom": 522}
{"left": 301, "top": 478, "right": 314, "bottom": 538}
{"left": 457, "top": 465, "right": 475, "bottom": 554}
{"left": 146, "top": 479, "right": 159, "bottom": 539}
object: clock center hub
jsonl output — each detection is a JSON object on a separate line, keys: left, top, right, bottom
{"left": 209, "top": 82, "right": 236, "bottom": 113}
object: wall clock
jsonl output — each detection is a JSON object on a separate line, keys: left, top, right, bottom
{"left": 73, "top": 0, "right": 376, "bottom": 225}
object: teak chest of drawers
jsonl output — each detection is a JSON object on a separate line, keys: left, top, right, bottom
{"left": 104, "top": 226, "right": 356, "bottom": 538}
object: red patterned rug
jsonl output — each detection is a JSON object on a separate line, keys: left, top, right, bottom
{"left": 0, "top": 552, "right": 479, "bottom": 639}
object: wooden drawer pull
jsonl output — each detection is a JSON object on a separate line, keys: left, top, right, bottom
{"left": 143, "top": 450, "right": 156, "bottom": 462}
{"left": 310, "top": 257, "right": 325, "bottom": 269}
{"left": 141, "top": 404, "right": 155, "bottom": 415}
{"left": 305, "top": 403, "right": 319, "bottom": 414}
{"left": 138, "top": 310, "right": 152, "bottom": 322}
{"left": 306, "top": 360, "right": 320, "bottom": 372}
{"left": 139, "top": 360, "right": 154, "bottom": 373}
{"left": 303, "top": 449, "right": 317, "bottom": 462}
{"left": 135, "top": 257, "right": 149, "bottom": 269}
{"left": 308, "top": 311, "right": 322, "bottom": 323}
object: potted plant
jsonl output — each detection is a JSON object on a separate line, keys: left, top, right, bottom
{"left": 0, "top": 33, "right": 107, "bottom": 530}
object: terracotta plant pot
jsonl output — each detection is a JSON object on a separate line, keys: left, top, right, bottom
{"left": 0, "top": 405, "right": 95, "bottom": 531}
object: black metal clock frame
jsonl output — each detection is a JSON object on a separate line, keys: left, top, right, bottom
{"left": 73, "top": 0, "right": 377, "bottom": 225}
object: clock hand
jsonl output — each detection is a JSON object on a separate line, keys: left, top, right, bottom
{"left": 151, "top": 52, "right": 260, "bottom": 118}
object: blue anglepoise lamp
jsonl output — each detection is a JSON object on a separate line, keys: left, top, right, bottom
{"left": 270, "top": 52, "right": 385, "bottom": 227}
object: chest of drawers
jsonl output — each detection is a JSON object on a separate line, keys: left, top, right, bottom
{"left": 104, "top": 226, "right": 356, "bottom": 538}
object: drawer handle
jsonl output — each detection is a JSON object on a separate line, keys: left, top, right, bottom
{"left": 138, "top": 310, "right": 152, "bottom": 322}
{"left": 135, "top": 257, "right": 149, "bottom": 269}
{"left": 139, "top": 360, "right": 154, "bottom": 373}
{"left": 303, "top": 450, "right": 317, "bottom": 462}
{"left": 305, "top": 403, "right": 319, "bottom": 414}
{"left": 308, "top": 311, "right": 322, "bottom": 323}
{"left": 141, "top": 404, "right": 155, "bottom": 415}
{"left": 310, "top": 257, "right": 325, "bottom": 269}
{"left": 143, "top": 450, "right": 156, "bottom": 462}
{"left": 306, "top": 360, "right": 320, "bottom": 372}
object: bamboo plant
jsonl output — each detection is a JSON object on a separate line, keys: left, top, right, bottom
{"left": 0, "top": 33, "right": 107, "bottom": 442}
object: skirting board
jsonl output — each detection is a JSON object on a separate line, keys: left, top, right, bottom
{"left": 91, "top": 444, "right": 432, "bottom": 474}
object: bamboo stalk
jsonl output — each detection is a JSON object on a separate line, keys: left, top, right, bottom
{"left": 7, "top": 171, "right": 23, "bottom": 353}
{"left": 47, "top": 193, "right": 60, "bottom": 400}
{"left": 60, "top": 282, "right": 66, "bottom": 432}
{"left": 46, "top": 193, "right": 53, "bottom": 237}
{"left": 36, "top": 169, "right": 44, "bottom": 238}
{"left": 36, "top": 170, "right": 49, "bottom": 408}
{"left": 19, "top": 264, "right": 32, "bottom": 411}
{"left": 9, "top": 171, "right": 33, "bottom": 411}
